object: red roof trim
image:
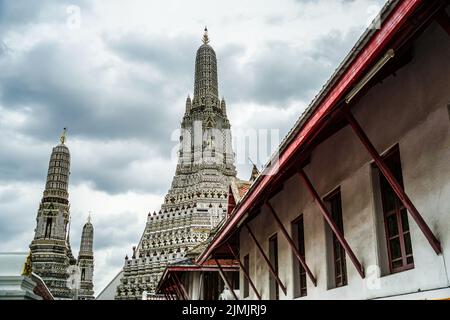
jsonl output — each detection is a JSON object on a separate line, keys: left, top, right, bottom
{"left": 166, "top": 265, "right": 239, "bottom": 272}
{"left": 197, "top": 0, "right": 423, "bottom": 264}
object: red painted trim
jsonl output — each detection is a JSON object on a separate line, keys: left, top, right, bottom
{"left": 197, "top": 0, "right": 423, "bottom": 264}
{"left": 166, "top": 265, "right": 239, "bottom": 272}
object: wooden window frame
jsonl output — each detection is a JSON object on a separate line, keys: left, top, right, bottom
{"left": 243, "top": 254, "right": 250, "bottom": 298}
{"left": 375, "top": 145, "right": 414, "bottom": 274}
{"left": 292, "top": 215, "right": 307, "bottom": 297}
{"left": 324, "top": 188, "right": 348, "bottom": 288}
{"left": 269, "top": 234, "right": 279, "bottom": 300}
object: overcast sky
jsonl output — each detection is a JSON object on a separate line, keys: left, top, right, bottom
{"left": 0, "top": 0, "right": 387, "bottom": 295}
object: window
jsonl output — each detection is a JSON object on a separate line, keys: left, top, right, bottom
{"left": 269, "top": 234, "right": 279, "bottom": 300}
{"left": 44, "top": 217, "right": 52, "bottom": 238}
{"left": 292, "top": 216, "right": 307, "bottom": 297}
{"left": 243, "top": 254, "right": 250, "bottom": 298}
{"left": 377, "top": 146, "right": 414, "bottom": 273}
{"left": 325, "top": 189, "right": 347, "bottom": 288}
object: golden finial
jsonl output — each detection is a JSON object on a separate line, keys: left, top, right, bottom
{"left": 202, "top": 27, "right": 209, "bottom": 45}
{"left": 22, "top": 251, "right": 33, "bottom": 276}
{"left": 60, "top": 127, "right": 67, "bottom": 145}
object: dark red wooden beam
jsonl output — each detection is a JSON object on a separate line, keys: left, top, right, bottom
{"left": 169, "top": 279, "right": 178, "bottom": 300}
{"left": 170, "top": 288, "right": 177, "bottom": 301}
{"left": 173, "top": 276, "right": 187, "bottom": 300}
{"left": 245, "top": 224, "right": 288, "bottom": 296}
{"left": 173, "top": 273, "right": 190, "bottom": 300}
{"left": 226, "top": 243, "right": 262, "bottom": 300}
{"left": 343, "top": 108, "right": 442, "bottom": 255}
{"left": 163, "top": 291, "right": 169, "bottom": 300}
{"left": 164, "top": 287, "right": 173, "bottom": 300}
{"left": 170, "top": 279, "right": 182, "bottom": 300}
{"left": 170, "top": 278, "right": 183, "bottom": 301}
{"left": 298, "top": 169, "right": 366, "bottom": 278}
{"left": 215, "top": 258, "right": 239, "bottom": 300}
{"left": 436, "top": 9, "right": 450, "bottom": 37}
{"left": 265, "top": 202, "right": 318, "bottom": 287}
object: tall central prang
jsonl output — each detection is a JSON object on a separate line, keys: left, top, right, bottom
{"left": 115, "top": 28, "right": 236, "bottom": 300}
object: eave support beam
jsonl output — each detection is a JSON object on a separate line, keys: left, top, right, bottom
{"left": 171, "top": 279, "right": 183, "bottom": 300}
{"left": 265, "top": 202, "right": 318, "bottom": 286}
{"left": 298, "top": 169, "right": 365, "bottom": 278}
{"left": 174, "top": 273, "right": 190, "bottom": 300}
{"left": 226, "top": 243, "right": 262, "bottom": 300}
{"left": 165, "top": 287, "right": 173, "bottom": 300}
{"left": 245, "top": 224, "right": 288, "bottom": 295}
{"left": 343, "top": 108, "right": 442, "bottom": 255}
{"left": 168, "top": 277, "right": 181, "bottom": 300}
{"left": 171, "top": 288, "right": 178, "bottom": 301}
{"left": 215, "top": 258, "right": 239, "bottom": 300}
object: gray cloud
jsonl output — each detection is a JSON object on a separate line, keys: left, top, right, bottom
{"left": 0, "top": 24, "right": 363, "bottom": 195}
{"left": 0, "top": 40, "right": 179, "bottom": 145}
{"left": 219, "top": 27, "right": 362, "bottom": 107}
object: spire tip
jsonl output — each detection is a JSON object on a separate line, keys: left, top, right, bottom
{"left": 60, "top": 127, "right": 67, "bottom": 145}
{"left": 202, "top": 27, "right": 209, "bottom": 45}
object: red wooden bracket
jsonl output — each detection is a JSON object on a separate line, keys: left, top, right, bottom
{"left": 344, "top": 108, "right": 442, "bottom": 255}
{"left": 298, "top": 169, "right": 366, "bottom": 278}
{"left": 226, "top": 243, "right": 262, "bottom": 300}
{"left": 265, "top": 202, "right": 318, "bottom": 286}
{"left": 245, "top": 224, "right": 288, "bottom": 295}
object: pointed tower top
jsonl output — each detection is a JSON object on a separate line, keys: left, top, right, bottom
{"left": 87, "top": 211, "right": 92, "bottom": 224}
{"left": 60, "top": 127, "right": 67, "bottom": 145}
{"left": 202, "top": 27, "right": 209, "bottom": 45}
{"left": 194, "top": 27, "right": 218, "bottom": 101}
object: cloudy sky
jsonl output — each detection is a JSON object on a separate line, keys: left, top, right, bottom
{"left": 0, "top": 0, "right": 387, "bottom": 295}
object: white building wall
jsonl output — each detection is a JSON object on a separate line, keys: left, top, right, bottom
{"left": 96, "top": 271, "right": 123, "bottom": 300}
{"left": 239, "top": 20, "right": 450, "bottom": 300}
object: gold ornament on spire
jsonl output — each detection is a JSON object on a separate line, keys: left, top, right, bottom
{"left": 22, "top": 251, "right": 33, "bottom": 276}
{"left": 202, "top": 27, "right": 209, "bottom": 45}
{"left": 60, "top": 127, "right": 67, "bottom": 145}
